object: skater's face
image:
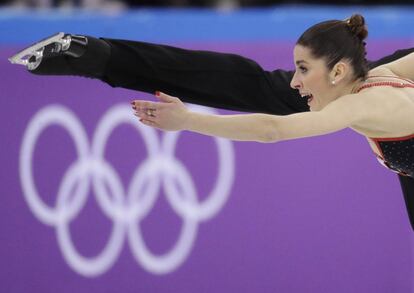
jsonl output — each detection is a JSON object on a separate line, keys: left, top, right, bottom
{"left": 290, "top": 45, "right": 335, "bottom": 111}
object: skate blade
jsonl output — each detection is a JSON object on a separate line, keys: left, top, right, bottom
{"left": 8, "top": 32, "right": 65, "bottom": 65}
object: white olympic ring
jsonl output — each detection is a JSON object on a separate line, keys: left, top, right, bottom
{"left": 19, "top": 103, "right": 235, "bottom": 277}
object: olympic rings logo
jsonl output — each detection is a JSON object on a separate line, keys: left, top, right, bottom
{"left": 19, "top": 104, "right": 235, "bottom": 277}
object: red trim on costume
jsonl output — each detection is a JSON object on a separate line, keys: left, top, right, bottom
{"left": 357, "top": 81, "right": 414, "bottom": 92}
{"left": 366, "top": 75, "right": 414, "bottom": 84}
{"left": 370, "top": 133, "right": 414, "bottom": 142}
{"left": 356, "top": 75, "right": 414, "bottom": 93}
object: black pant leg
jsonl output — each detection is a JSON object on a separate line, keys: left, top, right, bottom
{"left": 30, "top": 35, "right": 414, "bottom": 115}
{"left": 30, "top": 35, "right": 304, "bottom": 114}
{"left": 101, "top": 38, "right": 306, "bottom": 115}
{"left": 101, "top": 40, "right": 414, "bottom": 115}
{"left": 398, "top": 175, "right": 414, "bottom": 231}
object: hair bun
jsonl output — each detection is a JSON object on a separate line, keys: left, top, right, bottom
{"left": 346, "top": 14, "right": 368, "bottom": 41}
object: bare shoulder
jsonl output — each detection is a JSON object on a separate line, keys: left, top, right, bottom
{"left": 347, "top": 87, "right": 414, "bottom": 136}
{"left": 323, "top": 92, "right": 373, "bottom": 117}
{"left": 326, "top": 90, "right": 401, "bottom": 123}
{"left": 348, "top": 87, "right": 411, "bottom": 114}
{"left": 368, "top": 66, "right": 395, "bottom": 76}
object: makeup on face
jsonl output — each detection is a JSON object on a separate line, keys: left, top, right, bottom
{"left": 292, "top": 45, "right": 336, "bottom": 111}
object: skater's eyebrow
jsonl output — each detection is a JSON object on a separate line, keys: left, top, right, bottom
{"left": 295, "top": 60, "right": 308, "bottom": 65}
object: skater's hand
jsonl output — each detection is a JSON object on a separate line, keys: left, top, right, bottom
{"left": 131, "top": 91, "right": 190, "bottom": 131}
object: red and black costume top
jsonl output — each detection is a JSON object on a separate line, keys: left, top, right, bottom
{"left": 356, "top": 76, "right": 414, "bottom": 178}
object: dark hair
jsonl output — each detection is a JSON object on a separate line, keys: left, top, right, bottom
{"left": 296, "top": 14, "right": 369, "bottom": 81}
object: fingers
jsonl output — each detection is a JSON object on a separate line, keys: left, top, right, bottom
{"left": 133, "top": 107, "right": 157, "bottom": 121}
{"left": 131, "top": 91, "right": 178, "bottom": 110}
{"left": 139, "top": 118, "right": 158, "bottom": 128}
{"left": 131, "top": 100, "right": 159, "bottom": 111}
{"left": 131, "top": 91, "right": 178, "bottom": 129}
{"left": 155, "top": 91, "right": 177, "bottom": 102}
{"left": 130, "top": 98, "right": 159, "bottom": 127}
{"left": 133, "top": 110, "right": 160, "bottom": 127}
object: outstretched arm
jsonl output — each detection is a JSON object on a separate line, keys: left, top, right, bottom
{"left": 378, "top": 52, "right": 414, "bottom": 81}
{"left": 132, "top": 92, "right": 361, "bottom": 143}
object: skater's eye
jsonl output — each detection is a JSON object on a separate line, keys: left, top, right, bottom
{"left": 298, "top": 66, "right": 308, "bottom": 74}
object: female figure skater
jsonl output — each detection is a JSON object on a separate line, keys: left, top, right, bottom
{"left": 130, "top": 14, "right": 414, "bottom": 229}
{"left": 9, "top": 14, "right": 414, "bottom": 228}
